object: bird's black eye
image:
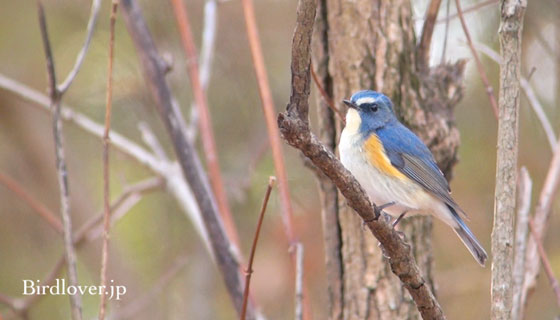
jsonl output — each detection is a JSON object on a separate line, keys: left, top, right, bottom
{"left": 371, "top": 103, "right": 379, "bottom": 112}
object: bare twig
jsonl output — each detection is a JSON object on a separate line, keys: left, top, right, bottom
{"left": 471, "top": 42, "right": 557, "bottom": 150}
{"left": 521, "top": 139, "right": 560, "bottom": 314}
{"left": 454, "top": 0, "right": 499, "bottom": 119}
{"left": 0, "top": 73, "right": 211, "bottom": 253}
{"left": 120, "top": 0, "right": 252, "bottom": 317}
{"left": 240, "top": 177, "right": 275, "bottom": 320}
{"left": 277, "top": 0, "right": 445, "bottom": 318}
{"left": 37, "top": 3, "right": 82, "bottom": 319}
{"left": 310, "top": 65, "right": 344, "bottom": 122}
{"left": 169, "top": 0, "right": 241, "bottom": 250}
{"left": 417, "top": 0, "right": 442, "bottom": 68}
{"left": 512, "top": 167, "right": 532, "bottom": 320}
{"left": 57, "top": 0, "right": 102, "bottom": 93}
{"left": 138, "top": 122, "right": 169, "bottom": 161}
{"left": 98, "top": 2, "right": 119, "bottom": 319}
{"left": 294, "top": 242, "right": 304, "bottom": 320}
{"left": 240, "top": 0, "right": 311, "bottom": 317}
{"left": 492, "top": 1, "right": 526, "bottom": 319}
{"left": 186, "top": 0, "right": 219, "bottom": 142}
{"left": 0, "top": 172, "right": 63, "bottom": 233}
{"left": 529, "top": 219, "right": 560, "bottom": 308}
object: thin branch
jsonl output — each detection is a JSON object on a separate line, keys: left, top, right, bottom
{"left": 471, "top": 42, "right": 557, "bottom": 150}
{"left": 512, "top": 167, "right": 532, "bottom": 320}
{"left": 186, "top": 0, "right": 219, "bottom": 142}
{"left": 37, "top": 3, "right": 82, "bottom": 319}
{"left": 0, "top": 73, "right": 211, "bottom": 254}
{"left": 138, "top": 122, "right": 169, "bottom": 161}
{"left": 99, "top": 2, "right": 119, "bottom": 319}
{"left": 310, "top": 65, "right": 344, "bottom": 122}
{"left": 120, "top": 0, "right": 252, "bottom": 317}
{"left": 240, "top": 177, "right": 275, "bottom": 320}
{"left": 521, "top": 139, "right": 560, "bottom": 315}
{"left": 454, "top": 0, "right": 499, "bottom": 119}
{"left": 169, "top": 0, "right": 241, "bottom": 250}
{"left": 240, "top": 0, "right": 312, "bottom": 316}
{"left": 0, "top": 172, "right": 63, "bottom": 233}
{"left": 492, "top": 1, "right": 526, "bottom": 319}
{"left": 294, "top": 242, "right": 304, "bottom": 320}
{"left": 417, "top": 0, "right": 442, "bottom": 68}
{"left": 529, "top": 219, "right": 560, "bottom": 308}
{"left": 57, "top": 0, "right": 102, "bottom": 93}
{"left": 277, "top": 0, "right": 445, "bottom": 318}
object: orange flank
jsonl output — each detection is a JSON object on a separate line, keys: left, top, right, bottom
{"left": 364, "top": 134, "right": 407, "bottom": 180}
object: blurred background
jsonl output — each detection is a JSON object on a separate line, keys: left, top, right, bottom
{"left": 0, "top": 0, "right": 558, "bottom": 319}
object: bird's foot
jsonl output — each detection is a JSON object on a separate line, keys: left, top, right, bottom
{"left": 392, "top": 210, "right": 408, "bottom": 229}
{"left": 362, "top": 201, "right": 396, "bottom": 227}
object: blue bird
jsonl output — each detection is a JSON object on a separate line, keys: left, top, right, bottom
{"left": 339, "top": 90, "right": 487, "bottom": 266}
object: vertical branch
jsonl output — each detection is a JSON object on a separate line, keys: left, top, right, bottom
{"left": 240, "top": 0, "right": 296, "bottom": 241}
{"left": 511, "top": 167, "right": 531, "bottom": 320}
{"left": 294, "top": 243, "right": 304, "bottom": 320}
{"left": 169, "top": 0, "right": 240, "bottom": 249}
{"left": 98, "top": 1, "right": 119, "bottom": 319}
{"left": 417, "top": 0, "right": 442, "bottom": 68}
{"left": 491, "top": 1, "right": 526, "bottom": 319}
{"left": 37, "top": 3, "right": 82, "bottom": 319}
{"left": 240, "top": 177, "right": 275, "bottom": 320}
{"left": 455, "top": 0, "right": 499, "bottom": 118}
{"left": 240, "top": 0, "right": 313, "bottom": 317}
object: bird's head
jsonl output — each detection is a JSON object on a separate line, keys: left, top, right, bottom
{"left": 343, "top": 90, "right": 396, "bottom": 133}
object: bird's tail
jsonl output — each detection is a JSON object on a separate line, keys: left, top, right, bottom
{"left": 447, "top": 205, "right": 488, "bottom": 266}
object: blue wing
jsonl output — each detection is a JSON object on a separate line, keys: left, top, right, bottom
{"left": 376, "top": 123, "right": 464, "bottom": 215}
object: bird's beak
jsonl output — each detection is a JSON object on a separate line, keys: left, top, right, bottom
{"left": 343, "top": 99, "right": 357, "bottom": 109}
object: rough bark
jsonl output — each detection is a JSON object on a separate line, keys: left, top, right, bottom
{"left": 312, "top": 0, "right": 466, "bottom": 319}
{"left": 491, "top": 1, "right": 526, "bottom": 319}
{"left": 312, "top": 0, "right": 344, "bottom": 318}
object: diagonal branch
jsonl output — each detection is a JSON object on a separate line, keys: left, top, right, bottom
{"left": 170, "top": 0, "right": 240, "bottom": 250}
{"left": 119, "top": 0, "right": 253, "bottom": 317}
{"left": 37, "top": 3, "right": 82, "bottom": 319}
{"left": 0, "top": 172, "right": 63, "bottom": 233}
{"left": 277, "top": 0, "right": 445, "bottom": 318}
{"left": 57, "top": 0, "right": 102, "bottom": 93}
{"left": 455, "top": 0, "right": 499, "bottom": 119}
{"left": 417, "top": 0, "right": 442, "bottom": 68}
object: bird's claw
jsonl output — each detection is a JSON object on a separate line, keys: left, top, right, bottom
{"left": 362, "top": 201, "right": 396, "bottom": 227}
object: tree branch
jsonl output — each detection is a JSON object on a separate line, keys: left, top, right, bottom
{"left": 240, "top": 177, "right": 275, "bottom": 320}
{"left": 491, "top": 1, "right": 526, "bottom": 319}
{"left": 417, "top": 0, "right": 442, "bottom": 68}
{"left": 37, "top": 3, "right": 82, "bottom": 319}
{"left": 119, "top": 0, "right": 252, "bottom": 317}
{"left": 99, "top": 2, "right": 119, "bottom": 318}
{"left": 57, "top": 0, "right": 102, "bottom": 93}
{"left": 511, "top": 167, "right": 531, "bottom": 320}
{"left": 170, "top": 0, "right": 240, "bottom": 250}
{"left": 455, "top": 0, "right": 499, "bottom": 118}
{"left": 0, "top": 172, "right": 63, "bottom": 233}
{"left": 278, "top": 0, "right": 445, "bottom": 318}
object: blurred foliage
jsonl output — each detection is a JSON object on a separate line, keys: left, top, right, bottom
{"left": 0, "top": 0, "right": 558, "bottom": 319}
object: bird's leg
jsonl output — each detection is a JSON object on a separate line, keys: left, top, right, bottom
{"left": 392, "top": 210, "right": 408, "bottom": 229}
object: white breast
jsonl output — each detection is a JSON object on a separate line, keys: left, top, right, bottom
{"left": 339, "top": 125, "right": 439, "bottom": 219}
